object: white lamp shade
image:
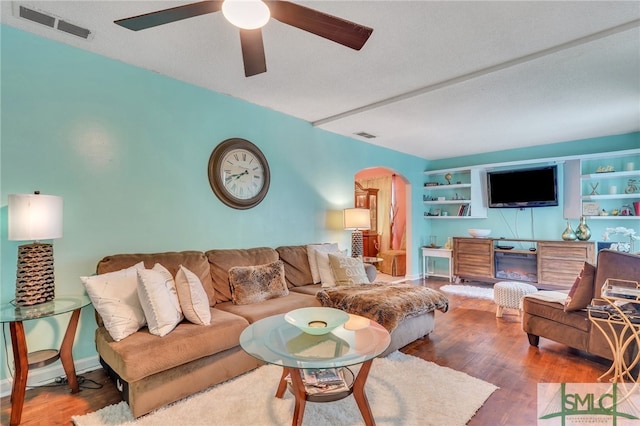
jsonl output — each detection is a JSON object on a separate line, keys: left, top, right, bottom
{"left": 222, "top": 0, "right": 271, "bottom": 30}
{"left": 343, "top": 208, "right": 370, "bottom": 230}
{"left": 8, "top": 193, "right": 63, "bottom": 241}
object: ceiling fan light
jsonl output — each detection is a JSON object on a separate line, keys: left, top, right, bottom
{"left": 222, "top": 0, "right": 270, "bottom": 30}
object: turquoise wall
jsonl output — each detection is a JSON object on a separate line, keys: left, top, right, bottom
{"left": 1, "top": 24, "right": 638, "bottom": 385}
{"left": 0, "top": 26, "right": 425, "bottom": 381}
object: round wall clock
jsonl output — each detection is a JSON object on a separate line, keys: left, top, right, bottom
{"left": 208, "top": 138, "right": 270, "bottom": 209}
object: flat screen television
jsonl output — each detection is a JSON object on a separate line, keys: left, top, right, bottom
{"left": 487, "top": 165, "right": 558, "bottom": 208}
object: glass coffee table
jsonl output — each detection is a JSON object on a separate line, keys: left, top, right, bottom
{"left": 239, "top": 312, "right": 390, "bottom": 426}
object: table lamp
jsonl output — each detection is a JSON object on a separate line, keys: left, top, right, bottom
{"left": 343, "top": 208, "right": 370, "bottom": 258}
{"left": 8, "top": 192, "right": 63, "bottom": 306}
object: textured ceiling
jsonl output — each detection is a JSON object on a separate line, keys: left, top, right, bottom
{"left": 2, "top": 1, "right": 639, "bottom": 159}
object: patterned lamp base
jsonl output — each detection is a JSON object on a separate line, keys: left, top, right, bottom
{"left": 15, "top": 243, "right": 55, "bottom": 306}
{"left": 351, "top": 230, "right": 364, "bottom": 258}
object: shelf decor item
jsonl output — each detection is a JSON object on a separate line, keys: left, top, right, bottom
{"left": 582, "top": 202, "right": 600, "bottom": 216}
{"left": 575, "top": 216, "right": 592, "bottom": 241}
{"left": 561, "top": 221, "right": 577, "bottom": 241}
{"left": 8, "top": 192, "right": 63, "bottom": 306}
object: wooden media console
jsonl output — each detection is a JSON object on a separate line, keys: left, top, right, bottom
{"left": 453, "top": 237, "right": 595, "bottom": 290}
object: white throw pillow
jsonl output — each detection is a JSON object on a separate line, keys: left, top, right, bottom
{"left": 316, "top": 249, "right": 345, "bottom": 288}
{"left": 81, "top": 262, "right": 146, "bottom": 342}
{"left": 306, "top": 243, "right": 339, "bottom": 284}
{"left": 175, "top": 265, "right": 211, "bottom": 326}
{"left": 136, "top": 264, "right": 183, "bottom": 337}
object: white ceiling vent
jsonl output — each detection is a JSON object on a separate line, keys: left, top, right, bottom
{"left": 15, "top": 4, "right": 93, "bottom": 40}
{"left": 355, "top": 132, "right": 377, "bottom": 139}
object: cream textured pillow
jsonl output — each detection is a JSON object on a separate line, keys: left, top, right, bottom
{"left": 81, "top": 262, "right": 146, "bottom": 342}
{"left": 328, "top": 253, "right": 370, "bottom": 286}
{"left": 175, "top": 265, "right": 211, "bottom": 326}
{"left": 136, "top": 264, "right": 183, "bottom": 337}
{"left": 228, "top": 260, "right": 289, "bottom": 305}
{"left": 316, "top": 250, "right": 341, "bottom": 288}
{"left": 306, "top": 243, "right": 339, "bottom": 284}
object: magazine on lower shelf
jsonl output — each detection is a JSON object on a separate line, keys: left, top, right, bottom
{"left": 285, "top": 368, "right": 349, "bottom": 394}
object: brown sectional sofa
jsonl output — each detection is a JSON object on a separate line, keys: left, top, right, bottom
{"left": 94, "top": 244, "right": 440, "bottom": 417}
{"left": 522, "top": 249, "right": 640, "bottom": 361}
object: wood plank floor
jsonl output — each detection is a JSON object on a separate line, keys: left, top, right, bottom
{"left": 1, "top": 278, "right": 613, "bottom": 425}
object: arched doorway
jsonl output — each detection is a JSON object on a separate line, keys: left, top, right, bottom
{"left": 355, "top": 167, "right": 412, "bottom": 278}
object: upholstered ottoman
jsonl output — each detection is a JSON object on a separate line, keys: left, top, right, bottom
{"left": 494, "top": 281, "right": 538, "bottom": 317}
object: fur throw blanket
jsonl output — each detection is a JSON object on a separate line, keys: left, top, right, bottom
{"left": 316, "top": 284, "right": 449, "bottom": 332}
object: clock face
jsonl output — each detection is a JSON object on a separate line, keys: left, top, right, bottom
{"left": 208, "top": 139, "right": 270, "bottom": 209}
{"left": 219, "top": 148, "right": 265, "bottom": 200}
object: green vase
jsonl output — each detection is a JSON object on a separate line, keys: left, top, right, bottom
{"left": 561, "top": 221, "right": 577, "bottom": 241}
{"left": 575, "top": 216, "right": 591, "bottom": 241}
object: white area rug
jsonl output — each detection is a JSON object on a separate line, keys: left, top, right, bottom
{"left": 73, "top": 351, "right": 497, "bottom": 426}
{"left": 440, "top": 284, "right": 495, "bottom": 300}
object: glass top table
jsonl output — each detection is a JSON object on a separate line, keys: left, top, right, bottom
{"left": 239, "top": 312, "right": 390, "bottom": 426}
{"left": 240, "top": 312, "right": 390, "bottom": 369}
{"left": 0, "top": 295, "right": 91, "bottom": 323}
{"left": 1, "top": 295, "right": 92, "bottom": 426}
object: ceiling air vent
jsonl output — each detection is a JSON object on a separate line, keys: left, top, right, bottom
{"left": 57, "top": 20, "right": 91, "bottom": 39}
{"left": 355, "top": 132, "right": 377, "bottom": 139}
{"left": 16, "top": 5, "right": 92, "bottom": 40}
{"left": 18, "top": 5, "right": 54, "bottom": 28}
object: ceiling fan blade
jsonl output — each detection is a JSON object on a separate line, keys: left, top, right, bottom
{"left": 240, "top": 29, "right": 267, "bottom": 77}
{"left": 115, "top": 1, "right": 223, "bottom": 31}
{"left": 267, "top": 1, "right": 373, "bottom": 50}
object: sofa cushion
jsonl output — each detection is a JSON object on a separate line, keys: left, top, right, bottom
{"left": 522, "top": 296, "right": 590, "bottom": 332}
{"left": 215, "top": 292, "right": 321, "bottom": 324}
{"left": 82, "top": 262, "right": 147, "bottom": 342}
{"left": 328, "top": 253, "right": 370, "bottom": 286}
{"left": 306, "top": 243, "right": 339, "bottom": 284}
{"left": 96, "top": 251, "right": 216, "bottom": 308}
{"left": 206, "top": 247, "right": 279, "bottom": 303}
{"left": 136, "top": 265, "right": 183, "bottom": 337}
{"left": 176, "top": 265, "right": 212, "bottom": 326}
{"left": 95, "top": 308, "right": 249, "bottom": 383}
{"left": 275, "top": 245, "right": 314, "bottom": 287}
{"left": 289, "top": 283, "right": 323, "bottom": 296}
{"left": 564, "top": 262, "right": 596, "bottom": 312}
{"left": 228, "top": 260, "right": 289, "bottom": 305}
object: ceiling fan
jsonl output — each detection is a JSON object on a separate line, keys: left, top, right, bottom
{"left": 114, "top": 0, "right": 373, "bottom": 77}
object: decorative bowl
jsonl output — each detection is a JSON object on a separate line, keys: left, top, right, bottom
{"left": 284, "top": 307, "right": 349, "bottom": 335}
{"left": 468, "top": 228, "right": 491, "bottom": 238}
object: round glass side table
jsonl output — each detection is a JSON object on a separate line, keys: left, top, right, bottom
{"left": 240, "top": 312, "right": 390, "bottom": 426}
{"left": 0, "top": 295, "right": 91, "bottom": 426}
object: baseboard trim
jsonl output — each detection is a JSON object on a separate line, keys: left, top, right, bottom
{"left": 0, "top": 355, "right": 101, "bottom": 398}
